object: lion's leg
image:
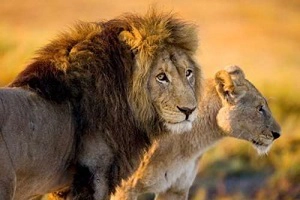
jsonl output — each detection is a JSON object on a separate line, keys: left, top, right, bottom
{"left": 72, "top": 134, "right": 114, "bottom": 200}
{"left": 70, "top": 165, "right": 94, "bottom": 200}
{"left": 111, "top": 142, "right": 161, "bottom": 200}
{"left": 110, "top": 161, "right": 151, "bottom": 200}
{"left": 92, "top": 170, "right": 110, "bottom": 200}
{"left": 155, "top": 158, "right": 200, "bottom": 200}
{"left": 110, "top": 189, "right": 138, "bottom": 200}
{"left": 155, "top": 189, "right": 189, "bottom": 200}
{"left": 0, "top": 175, "right": 15, "bottom": 200}
{"left": 0, "top": 143, "right": 16, "bottom": 199}
{"left": 111, "top": 183, "right": 139, "bottom": 200}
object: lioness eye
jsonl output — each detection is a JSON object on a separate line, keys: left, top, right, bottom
{"left": 156, "top": 73, "right": 169, "bottom": 83}
{"left": 258, "top": 105, "right": 265, "bottom": 114}
{"left": 186, "top": 69, "right": 193, "bottom": 78}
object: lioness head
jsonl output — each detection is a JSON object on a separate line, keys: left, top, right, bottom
{"left": 215, "top": 66, "right": 281, "bottom": 154}
{"left": 119, "top": 11, "right": 201, "bottom": 134}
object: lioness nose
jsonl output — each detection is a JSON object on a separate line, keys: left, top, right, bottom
{"left": 271, "top": 131, "right": 280, "bottom": 140}
{"left": 177, "top": 106, "right": 196, "bottom": 117}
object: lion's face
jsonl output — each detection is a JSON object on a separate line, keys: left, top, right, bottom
{"left": 119, "top": 17, "right": 200, "bottom": 135}
{"left": 215, "top": 66, "right": 281, "bottom": 154}
{"left": 148, "top": 48, "right": 199, "bottom": 134}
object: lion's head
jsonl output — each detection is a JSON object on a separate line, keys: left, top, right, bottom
{"left": 119, "top": 10, "right": 201, "bottom": 134}
{"left": 215, "top": 66, "right": 281, "bottom": 154}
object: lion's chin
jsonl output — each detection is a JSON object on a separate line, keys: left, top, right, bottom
{"left": 252, "top": 143, "right": 272, "bottom": 155}
{"left": 165, "top": 121, "right": 193, "bottom": 134}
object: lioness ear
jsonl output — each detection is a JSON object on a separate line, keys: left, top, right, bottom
{"left": 224, "top": 65, "right": 245, "bottom": 86}
{"left": 215, "top": 70, "right": 236, "bottom": 103}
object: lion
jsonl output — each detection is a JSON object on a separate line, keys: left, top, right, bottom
{"left": 2, "top": 9, "right": 201, "bottom": 200}
{"left": 108, "top": 66, "right": 281, "bottom": 200}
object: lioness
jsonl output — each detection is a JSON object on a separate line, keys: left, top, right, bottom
{"left": 110, "top": 66, "right": 281, "bottom": 200}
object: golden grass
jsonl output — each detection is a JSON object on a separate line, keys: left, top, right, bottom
{"left": 1, "top": 1, "right": 299, "bottom": 199}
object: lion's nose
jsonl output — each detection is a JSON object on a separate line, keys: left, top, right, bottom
{"left": 177, "top": 106, "right": 196, "bottom": 119}
{"left": 271, "top": 131, "right": 280, "bottom": 140}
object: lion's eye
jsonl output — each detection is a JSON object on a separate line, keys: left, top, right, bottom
{"left": 186, "top": 69, "right": 193, "bottom": 78}
{"left": 258, "top": 105, "right": 265, "bottom": 114}
{"left": 156, "top": 73, "right": 169, "bottom": 83}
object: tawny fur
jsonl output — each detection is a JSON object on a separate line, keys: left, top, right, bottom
{"left": 110, "top": 66, "right": 281, "bottom": 200}
{"left": 0, "top": 88, "right": 75, "bottom": 200}
{"left": 5, "top": 9, "right": 201, "bottom": 200}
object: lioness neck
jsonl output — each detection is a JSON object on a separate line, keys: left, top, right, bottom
{"left": 177, "top": 78, "right": 225, "bottom": 158}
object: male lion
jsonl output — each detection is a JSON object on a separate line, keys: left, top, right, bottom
{"left": 2, "top": 10, "right": 201, "bottom": 200}
{"left": 109, "top": 66, "right": 281, "bottom": 200}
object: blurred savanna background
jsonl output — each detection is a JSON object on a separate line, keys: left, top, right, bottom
{"left": 1, "top": 0, "right": 299, "bottom": 199}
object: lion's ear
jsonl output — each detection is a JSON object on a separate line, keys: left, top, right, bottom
{"left": 224, "top": 65, "right": 245, "bottom": 86}
{"left": 215, "top": 70, "right": 235, "bottom": 103}
{"left": 215, "top": 68, "right": 247, "bottom": 104}
{"left": 119, "top": 28, "right": 142, "bottom": 51}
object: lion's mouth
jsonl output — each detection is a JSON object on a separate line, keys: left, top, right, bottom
{"left": 164, "top": 120, "right": 193, "bottom": 134}
{"left": 251, "top": 139, "right": 272, "bottom": 155}
{"left": 251, "top": 139, "right": 268, "bottom": 146}
{"left": 167, "top": 119, "right": 192, "bottom": 124}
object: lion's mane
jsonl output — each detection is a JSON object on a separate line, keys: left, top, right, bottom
{"left": 10, "top": 9, "right": 199, "bottom": 197}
